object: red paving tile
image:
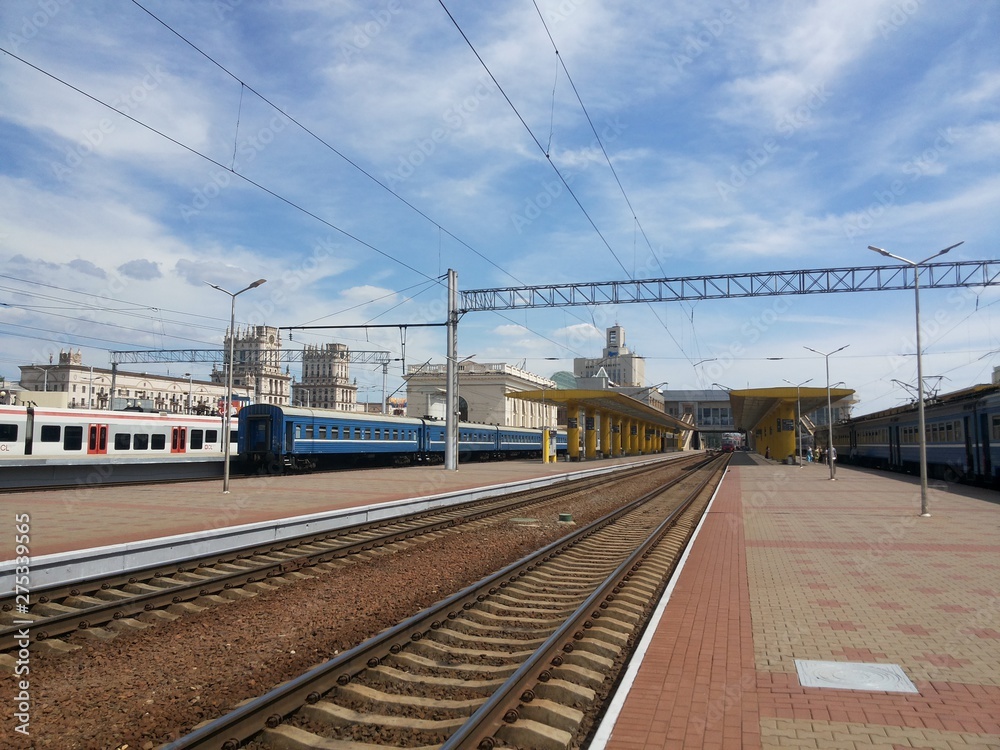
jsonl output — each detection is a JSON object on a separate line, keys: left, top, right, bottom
{"left": 597, "top": 460, "right": 1000, "bottom": 750}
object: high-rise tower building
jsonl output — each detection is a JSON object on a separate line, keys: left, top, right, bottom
{"left": 293, "top": 342, "right": 358, "bottom": 411}
{"left": 573, "top": 325, "right": 646, "bottom": 387}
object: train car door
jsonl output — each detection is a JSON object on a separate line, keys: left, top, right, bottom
{"left": 245, "top": 414, "right": 272, "bottom": 453}
{"left": 963, "top": 415, "right": 976, "bottom": 477}
{"left": 24, "top": 407, "right": 34, "bottom": 455}
{"left": 171, "top": 426, "right": 187, "bottom": 454}
{"left": 888, "top": 425, "right": 900, "bottom": 467}
{"left": 978, "top": 412, "right": 992, "bottom": 481}
{"left": 87, "top": 423, "right": 108, "bottom": 455}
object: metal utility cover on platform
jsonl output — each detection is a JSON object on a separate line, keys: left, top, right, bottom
{"left": 795, "top": 660, "right": 918, "bottom": 693}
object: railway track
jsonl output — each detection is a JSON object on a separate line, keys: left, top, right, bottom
{"left": 0, "top": 457, "right": 698, "bottom": 658}
{"left": 164, "top": 453, "right": 729, "bottom": 750}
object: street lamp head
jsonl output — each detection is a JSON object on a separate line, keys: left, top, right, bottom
{"left": 868, "top": 245, "right": 890, "bottom": 256}
{"left": 205, "top": 278, "right": 268, "bottom": 296}
{"left": 936, "top": 241, "right": 963, "bottom": 257}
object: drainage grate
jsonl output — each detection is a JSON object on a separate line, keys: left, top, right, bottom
{"left": 795, "top": 660, "right": 918, "bottom": 693}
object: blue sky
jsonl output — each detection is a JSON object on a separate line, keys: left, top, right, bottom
{"left": 1, "top": 0, "right": 998, "bottom": 414}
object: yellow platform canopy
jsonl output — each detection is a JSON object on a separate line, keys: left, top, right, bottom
{"left": 507, "top": 389, "right": 690, "bottom": 432}
{"left": 729, "top": 386, "right": 854, "bottom": 432}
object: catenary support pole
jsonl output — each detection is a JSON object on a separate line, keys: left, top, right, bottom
{"left": 445, "top": 269, "right": 458, "bottom": 471}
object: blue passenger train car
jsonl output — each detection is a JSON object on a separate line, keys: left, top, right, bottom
{"left": 238, "top": 404, "right": 565, "bottom": 473}
{"left": 832, "top": 385, "right": 1000, "bottom": 485}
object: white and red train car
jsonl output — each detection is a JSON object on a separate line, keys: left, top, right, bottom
{"left": 0, "top": 405, "right": 236, "bottom": 488}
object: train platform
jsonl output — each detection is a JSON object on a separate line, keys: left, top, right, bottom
{"left": 592, "top": 453, "right": 1000, "bottom": 749}
{"left": 0, "top": 453, "right": 673, "bottom": 559}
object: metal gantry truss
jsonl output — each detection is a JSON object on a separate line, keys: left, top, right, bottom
{"left": 459, "top": 260, "right": 1000, "bottom": 311}
{"left": 109, "top": 349, "right": 392, "bottom": 366}
{"left": 108, "top": 349, "right": 395, "bottom": 413}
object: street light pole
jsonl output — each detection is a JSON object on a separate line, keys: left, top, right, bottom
{"left": 868, "top": 241, "right": 963, "bottom": 516}
{"left": 782, "top": 378, "right": 812, "bottom": 467}
{"left": 185, "top": 373, "right": 193, "bottom": 414}
{"left": 804, "top": 345, "right": 848, "bottom": 480}
{"left": 206, "top": 278, "right": 267, "bottom": 493}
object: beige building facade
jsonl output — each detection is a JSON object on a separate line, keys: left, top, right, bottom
{"left": 404, "top": 361, "right": 558, "bottom": 428}
{"left": 573, "top": 325, "right": 646, "bottom": 387}
{"left": 292, "top": 342, "right": 358, "bottom": 410}
{"left": 18, "top": 350, "right": 232, "bottom": 413}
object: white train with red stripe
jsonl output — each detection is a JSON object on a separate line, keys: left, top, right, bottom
{"left": 0, "top": 405, "right": 235, "bottom": 458}
{"left": 0, "top": 405, "right": 236, "bottom": 488}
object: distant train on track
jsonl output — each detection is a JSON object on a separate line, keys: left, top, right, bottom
{"left": 832, "top": 384, "right": 1000, "bottom": 485}
{"left": 238, "top": 404, "right": 567, "bottom": 473}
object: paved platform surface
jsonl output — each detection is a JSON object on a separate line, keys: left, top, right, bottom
{"left": 0, "top": 453, "right": 672, "bottom": 557}
{"left": 595, "top": 454, "right": 1000, "bottom": 749}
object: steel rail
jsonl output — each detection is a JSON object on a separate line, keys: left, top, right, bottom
{"left": 162, "top": 453, "right": 723, "bottom": 749}
{"left": 0, "top": 459, "right": 683, "bottom": 651}
{"left": 441, "top": 452, "right": 728, "bottom": 749}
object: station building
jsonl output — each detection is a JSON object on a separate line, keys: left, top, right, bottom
{"left": 16, "top": 349, "right": 232, "bottom": 413}
{"left": 15, "top": 325, "right": 292, "bottom": 413}
{"left": 403, "top": 361, "right": 558, "bottom": 428}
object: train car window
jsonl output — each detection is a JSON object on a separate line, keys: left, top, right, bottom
{"left": 206, "top": 430, "right": 218, "bottom": 443}
{"left": 364, "top": 428, "right": 371, "bottom": 440}
{"left": 993, "top": 416, "right": 1000, "bottom": 441}
{"left": 374, "top": 429, "right": 380, "bottom": 440}
{"left": 305, "top": 425, "right": 314, "bottom": 439}
{"left": 191, "top": 430, "right": 205, "bottom": 449}
{"left": 0, "top": 424, "right": 18, "bottom": 441}
{"left": 134, "top": 434, "right": 150, "bottom": 450}
{"left": 152, "top": 434, "right": 166, "bottom": 450}
{"left": 63, "top": 426, "right": 83, "bottom": 451}
{"left": 230, "top": 430, "right": 238, "bottom": 444}
{"left": 115, "top": 434, "right": 131, "bottom": 450}
{"left": 295, "top": 425, "right": 302, "bottom": 439}
{"left": 40, "top": 425, "right": 61, "bottom": 442}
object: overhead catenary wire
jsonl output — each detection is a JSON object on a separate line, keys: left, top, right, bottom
{"left": 128, "top": 0, "right": 524, "bottom": 291}
{"left": 523, "top": 1, "right": 698, "bottom": 364}
{"left": 436, "top": 0, "right": 632, "bottom": 280}
{"left": 123, "top": 2, "right": 597, "bottom": 359}
{"left": 0, "top": 45, "right": 437, "bottom": 287}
